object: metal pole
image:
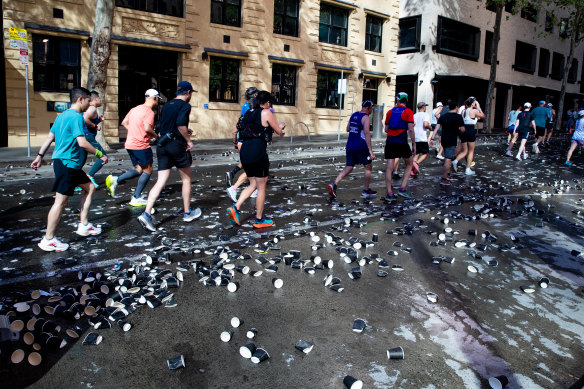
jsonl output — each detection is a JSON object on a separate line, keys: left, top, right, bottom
{"left": 337, "top": 69, "right": 343, "bottom": 142}
{"left": 26, "top": 64, "right": 30, "bottom": 157}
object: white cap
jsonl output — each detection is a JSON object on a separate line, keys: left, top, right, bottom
{"left": 524, "top": 102, "right": 532, "bottom": 108}
{"left": 579, "top": 109, "right": 584, "bottom": 116}
{"left": 145, "top": 89, "right": 160, "bottom": 98}
{"left": 436, "top": 102, "right": 443, "bottom": 107}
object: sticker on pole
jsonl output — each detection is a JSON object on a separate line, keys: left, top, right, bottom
{"left": 337, "top": 79, "right": 347, "bottom": 94}
{"left": 9, "top": 27, "right": 28, "bottom": 41}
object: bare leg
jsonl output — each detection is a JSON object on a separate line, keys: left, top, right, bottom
{"left": 385, "top": 159, "right": 395, "bottom": 194}
{"left": 78, "top": 182, "right": 96, "bottom": 225}
{"left": 254, "top": 176, "right": 268, "bottom": 219}
{"left": 566, "top": 141, "right": 578, "bottom": 162}
{"left": 546, "top": 130, "right": 554, "bottom": 143}
{"left": 235, "top": 178, "right": 257, "bottom": 210}
{"left": 466, "top": 142, "right": 476, "bottom": 167}
{"left": 233, "top": 171, "right": 248, "bottom": 190}
{"left": 455, "top": 143, "right": 468, "bottom": 163}
{"left": 517, "top": 139, "right": 528, "bottom": 156}
{"left": 334, "top": 166, "right": 354, "bottom": 186}
{"left": 145, "top": 169, "right": 171, "bottom": 215}
{"left": 507, "top": 133, "right": 518, "bottom": 151}
{"left": 45, "top": 193, "right": 69, "bottom": 239}
{"left": 416, "top": 153, "right": 428, "bottom": 164}
{"left": 178, "top": 167, "right": 192, "bottom": 213}
{"left": 400, "top": 156, "right": 414, "bottom": 189}
{"left": 442, "top": 159, "right": 452, "bottom": 179}
{"left": 363, "top": 163, "right": 372, "bottom": 190}
{"left": 392, "top": 158, "right": 399, "bottom": 174}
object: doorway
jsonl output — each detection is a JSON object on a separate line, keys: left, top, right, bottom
{"left": 118, "top": 45, "right": 178, "bottom": 140}
{"left": 395, "top": 75, "right": 418, "bottom": 110}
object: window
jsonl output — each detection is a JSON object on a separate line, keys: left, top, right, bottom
{"left": 538, "top": 48, "right": 550, "bottom": 77}
{"left": 316, "top": 70, "right": 345, "bottom": 109}
{"left": 365, "top": 15, "right": 383, "bottom": 53}
{"left": 211, "top": 0, "right": 241, "bottom": 27}
{"left": 33, "top": 35, "right": 80, "bottom": 92}
{"left": 116, "top": 0, "right": 184, "bottom": 17}
{"left": 362, "top": 77, "right": 379, "bottom": 104}
{"left": 398, "top": 16, "right": 421, "bottom": 53}
{"left": 319, "top": 4, "right": 348, "bottom": 46}
{"left": 274, "top": 0, "right": 299, "bottom": 37}
{"left": 545, "top": 12, "right": 554, "bottom": 32}
{"left": 568, "top": 59, "right": 578, "bottom": 83}
{"left": 484, "top": 31, "right": 493, "bottom": 65}
{"left": 514, "top": 41, "right": 536, "bottom": 74}
{"left": 209, "top": 57, "right": 239, "bottom": 103}
{"left": 550, "top": 52, "right": 564, "bottom": 80}
{"left": 520, "top": 3, "right": 538, "bottom": 22}
{"left": 437, "top": 17, "right": 480, "bottom": 61}
{"left": 271, "top": 64, "right": 296, "bottom": 106}
{"left": 560, "top": 18, "right": 569, "bottom": 38}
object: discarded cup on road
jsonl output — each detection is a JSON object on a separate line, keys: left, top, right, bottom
{"left": 247, "top": 328, "right": 257, "bottom": 339}
{"left": 28, "top": 352, "right": 42, "bottom": 366}
{"left": 11, "top": 349, "right": 25, "bottom": 364}
{"left": 520, "top": 285, "right": 535, "bottom": 294}
{"left": 220, "top": 329, "right": 233, "bottom": 342}
{"left": 118, "top": 321, "right": 132, "bottom": 332}
{"left": 488, "top": 375, "right": 509, "bottom": 389}
{"left": 272, "top": 278, "right": 283, "bottom": 289}
{"left": 295, "top": 339, "right": 313, "bottom": 354}
{"left": 82, "top": 332, "right": 102, "bottom": 345}
{"left": 251, "top": 347, "right": 270, "bottom": 364}
{"left": 539, "top": 277, "right": 550, "bottom": 288}
{"left": 240, "top": 343, "right": 256, "bottom": 359}
{"left": 227, "top": 282, "right": 239, "bottom": 293}
{"left": 387, "top": 346, "right": 404, "bottom": 360}
{"left": 426, "top": 292, "right": 438, "bottom": 303}
{"left": 343, "top": 375, "right": 363, "bottom": 389}
{"left": 231, "top": 317, "right": 242, "bottom": 328}
{"left": 352, "top": 319, "right": 366, "bottom": 333}
{"left": 167, "top": 355, "right": 185, "bottom": 370}
{"left": 467, "top": 265, "right": 478, "bottom": 273}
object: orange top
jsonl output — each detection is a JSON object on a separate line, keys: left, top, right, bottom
{"left": 124, "top": 104, "right": 155, "bottom": 150}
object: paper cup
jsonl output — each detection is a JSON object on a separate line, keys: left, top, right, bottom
{"left": 167, "top": 355, "right": 185, "bottom": 370}
{"left": 272, "top": 278, "right": 283, "bottom": 289}
{"left": 239, "top": 343, "right": 256, "bottom": 359}
{"left": 488, "top": 375, "right": 509, "bottom": 389}
{"left": 352, "top": 319, "right": 366, "bottom": 333}
{"left": 231, "top": 317, "right": 242, "bottom": 328}
{"left": 251, "top": 348, "right": 269, "bottom": 364}
{"left": 247, "top": 328, "right": 257, "bottom": 339}
{"left": 387, "top": 346, "right": 404, "bottom": 360}
{"left": 11, "top": 349, "right": 25, "bottom": 364}
{"left": 539, "top": 277, "right": 550, "bottom": 288}
{"left": 294, "top": 340, "right": 313, "bottom": 354}
{"left": 343, "top": 375, "right": 363, "bottom": 389}
{"left": 28, "top": 352, "right": 42, "bottom": 366}
{"left": 220, "top": 329, "right": 233, "bottom": 342}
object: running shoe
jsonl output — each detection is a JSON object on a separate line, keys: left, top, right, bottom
{"left": 227, "top": 186, "right": 238, "bottom": 202}
{"left": 471, "top": 161, "right": 476, "bottom": 167}
{"left": 452, "top": 159, "right": 458, "bottom": 172}
{"left": 465, "top": 168, "right": 476, "bottom": 176}
{"left": 523, "top": 152, "right": 528, "bottom": 160}
{"left": 505, "top": 150, "right": 513, "bottom": 157}
{"left": 226, "top": 205, "right": 240, "bottom": 225}
{"left": 89, "top": 176, "right": 99, "bottom": 188}
{"left": 184, "top": 208, "right": 202, "bottom": 222}
{"left": 226, "top": 171, "right": 234, "bottom": 187}
{"left": 397, "top": 188, "right": 412, "bottom": 198}
{"left": 565, "top": 161, "right": 573, "bottom": 167}
{"left": 129, "top": 196, "right": 148, "bottom": 207}
{"left": 362, "top": 188, "right": 377, "bottom": 199}
{"left": 138, "top": 212, "right": 156, "bottom": 232}
{"left": 443, "top": 175, "right": 453, "bottom": 181}
{"left": 440, "top": 178, "right": 451, "bottom": 186}
{"left": 385, "top": 193, "right": 398, "bottom": 200}
{"left": 436, "top": 155, "right": 445, "bottom": 160}
{"left": 515, "top": 154, "right": 522, "bottom": 161}
{"left": 75, "top": 187, "right": 82, "bottom": 192}
{"left": 392, "top": 172, "right": 401, "bottom": 180}
{"left": 250, "top": 189, "right": 258, "bottom": 198}
{"left": 328, "top": 183, "right": 337, "bottom": 198}
{"left": 412, "top": 161, "right": 420, "bottom": 175}
{"left": 38, "top": 236, "right": 69, "bottom": 252}
{"left": 105, "top": 175, "right": 118, "bottom": 197}
{"left": 253, "top": 217, "right": 273, "bottom": 228}
{"left": 76, "top": 222, "right": 102, "bottom": 236}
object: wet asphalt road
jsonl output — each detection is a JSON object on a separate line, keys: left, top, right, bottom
{"left": 0, "top": 135, "right": 583, "bottom": 388}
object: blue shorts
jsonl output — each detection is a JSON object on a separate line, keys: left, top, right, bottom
{"left": 127, "top": 148, "right": 154, "bottom": 167}
{"left": 346, "top": 149, "right": 371, "bottom": 166}
{"left": 443, "top": 146, "right": 457, "bottom": 160}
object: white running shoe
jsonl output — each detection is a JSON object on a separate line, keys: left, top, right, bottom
{"left": 183, "top": 208, "right": 202, "bottom": 222}
{"left": 251, "top": 189, "right": 258, "bottom": 198}
{"left": 465, "top": 168, "right": 476, "bottom": 176}
{"left": 452, "top": 159, "right": 458, "bottom": 172}
{"left": 76, "top": 223, "right": 102, "bottom": 236}
{"left": 129, "top": 196, "right": 148, "bottom": 207}
{"left": 515, "top": 154, "right": 522, "bottom": 161}
{"left": 38, "top": 237, "right": 69, "bottom": 252}
{"left": 505, "top": 150, "right": 513, "bottom": 157}
{"left": 227, "top": 186, "right": 238, "bottom": 202}
{"left": 138, "top": 212, "right": 156, "bottom": 232}
{"left": 523, "top": 152, "right": 528, "bottom": 160}
{"left": 436, "top": 155, "right": 445, "bottom": 160}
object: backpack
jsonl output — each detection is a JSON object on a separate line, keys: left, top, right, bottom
{"left": 237, "top": 109, "right": 271, "bottom": 142}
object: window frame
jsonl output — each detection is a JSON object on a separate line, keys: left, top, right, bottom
{"left": 318, "top": 3, "right": 349, "bottom": 47}
{"left": 538, "top": 48, "right": 550, "bottom": 77}
{"left": 550, "top": 52, "right": 565, "bottom": 80}
{"left": 568, "top": 58, "right": 578, "bottom": 84}
{"left": 316, "top": 69, "right": 346, "bottom": 109}
{"left": 32, "top": 35, "right": 81, "bottom": 93}
{"left": 210, "top": 0, "right": 241, "bottom": 27}
{"left": 365, "top": 14, "right": 383, "bottom": 53}
{"left": 115, "top": 0, "right": 184, "bottom": 18}
{"left": 484, "top": 31, "right": 493, "bottom": 65}
{"left": 398, "top": 16, "right": 421, "bottom": 54}
{"left": 513, "top": 40, "right": 537, "bottom": 74}
{"left": 271, "top": 63, "right": 297, "bottom": 106}
{"left": 436, "top": 16, "right": 481, "bottom": 61}
{"left": 209, "top": 56, "right": 240, "bottom": 103}
{"left": 273, "top": 0, "right": 300, "bottom": 37}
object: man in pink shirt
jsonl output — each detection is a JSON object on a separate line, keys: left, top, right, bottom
{"left": 106, "top": 89, "right": 159, "bottom": 206}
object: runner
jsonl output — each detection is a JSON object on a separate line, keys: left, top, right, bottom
{"left": 452, "top": 97, "right": 484, "bottom": 175}
{"left": 514, "top": 102, "right": 536, "bottom": 161}
{"left": 507, "top": 105, "right": 521, "bottom": 144}
{"left": 565, "top": 109, "right": 584, "bottom": 166}
{"left": 383, "top": 92, "right": 415, "bottom": 199}
{"left": 412, "top": 102, "right": 431, "bottom": 175}
{"left": 530, "top": 100, "right": 550, "bottom": 154}
{"left": 543, "top": 103, "right": 556, "bottom": 147}
{"left": 31, "top": 87, "right": 108, "bottom": 251}
{"left": 328, "top": 100, "right": 376, "bottom": 198}
{"left": 428, "top": 100, "right": 465, "bottom": 186}
{"left": 226, "top": 91, "right": 286, "bottom": 228}
{"left": 106, "top": 89, "right": 160, "bottom": 205}
{"left": 431, "top": 102, "right": 444, "bottom": 159}
{"left": 82, "top": 91, "right": 106, "bottom": 187}
{"left": 137, "top": 81, "right": 202, "bottom": 232}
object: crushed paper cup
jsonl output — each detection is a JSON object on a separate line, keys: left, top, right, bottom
{"left": 295, "top": 340, "right": 313, "bottom": 354}
{"left": 167, "top": 355, "right": 185, "bottom": 370}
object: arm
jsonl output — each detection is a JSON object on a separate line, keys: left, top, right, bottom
{"left": 177, "top": 125, "right": 194, "bottom": 151}
{"left": 424, "top": 120, "right": 431, "bottom": 130}
{"left": 77, "top": 136, "right": 108, "bottom": 164}
{"left": 473, "top": 106, "right": 485, "bottom": 120}
{"left": 408, "top": 122, "right": 416, "bottom": 154}
{"left": 531, "top": 120, "right": 536, "bottom": 133}
{"left": 362, "top": 115, "right": 375, "bottom": 160}
{"left": 143, "top": 122, "right": 157, "bottom": 139}
{"left": 262, "top": 109, "right": 286, "bottom": 136}
{"left": 30, "top": 132, "right": 56, "bottom": 170}
{"left": 83, "top": 106, "right": 100, "bottom": 131}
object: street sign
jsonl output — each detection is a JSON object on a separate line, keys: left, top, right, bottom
{"left": 9, "top": 27, "right": 27, "bottom": 40}
{"left": 337, "top": 79, "right": 347, "bottom": 94}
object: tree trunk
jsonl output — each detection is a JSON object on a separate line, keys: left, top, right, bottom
{"left": 87, "top": 0, "right": 114, "bottom": 151}
{"left": 555, "top": 8, "right": 580, "bottom": 133}
{"left": 484, "top": 3, "right": 503, "bottom": 134}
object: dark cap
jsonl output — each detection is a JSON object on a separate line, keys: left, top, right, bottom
{"left": 177, "top": 81, "right": 196, "bottom": 95}
{"left": 417, "top": 102, "right": 428, "bottom": 109}
{"left": 362, "top": 100, "right": 373, "bottom": 108}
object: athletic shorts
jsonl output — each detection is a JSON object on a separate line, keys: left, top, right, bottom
{"left": 415, "top": 142, "right": 429, "bottom": 155}
{"left": 535, "top": 126, "right": 546, "bottom": 137}
{"left": 127, "top": 148, "right": 153, "bottom": 167}
{"left": 242, "top": 153, "right": 269, "bottom": 178}
{"left": 517, "top": 130, "right": 529, "bottom": 140}
{"left": 507, "top": 125, "right": 516, "bottom": 134}
{"left": 51, "top": 159, "right": 90, "bottom": 196}
{"left": 545, "top": 122, "right": 554, "bottom": 130}
{"left": 157, "top": 139, "right": 192, "bottom": 171}
{"left": 345, "top": 149, "right": 371, "bottom": 166}
{"left": 384, "top": 142, "right": 412, "bottom": 159}
{"left": 572, "top": 139, "right": 584, "bottom": 147}
{"left": 460, "top": 125, "right": 476, "bottom": 143}
{"left": 443, "top": 146, "right": 457, "bottom": 160}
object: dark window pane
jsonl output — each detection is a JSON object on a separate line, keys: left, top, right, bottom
{"left": 365, "top": 15, "right": 383, "bottom": 53}
{"left": 115, "top": 0, "right": 183, "bottom": 17}
{"left": 437, "top": 16, "right": 480, "bottom": 61}
{"left": 568, "top": 59, "right": 578, "bottom": 83}
{"left": 521, "top": 3, "right": 538, "bottom": 22}
{"left": 398, "top": 16, "right": 420, "bottom": 52}
{"left": 271, "top": 64, "right": 296, "bottom": 106}
{"left": 319, "top": 4, "right": 348, "bottom": 46}
{"left": 538, "top": 49, "right": 550, "bottom": 77}
{"left": 209, "top": 57, "right": 239, "bottom": 102}
{"left": 514, "top": 41, "right": 537, "bottom": 73}
{"left": 210, "top": 0, "right": 240, "bottom": 27}
{"left": 316, "top": 70, "right": 345, "bottom": 109}
{"left": 551, "top": 52, "right": 565, "bottom": 80}
{"left": 274, "top": 0, "right": 299, "bottom": 37}
{"left": 484, "top": 31, "right": 493, "bottom": 65}
{"left": 33, "top": 35, "right": 80, "bottom": 92}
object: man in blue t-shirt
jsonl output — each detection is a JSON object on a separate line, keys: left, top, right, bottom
{"left": 31, "top": 87, "right": 109, "bottom": 252}
{"left": 328, "top": 101, "right": 376, "bottom": 199}
{"left": 530, "top": 100, "right": 550, "bottom": 153}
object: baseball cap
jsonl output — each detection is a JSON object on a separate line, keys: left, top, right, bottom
{"left": 145, "top": 89, "right": 160, "bottom": 99}
{"left": 417, "top": 102, "right": 428, "bottom": 109}
{"left": 539, "top": 100, "right": 546, "bottom": 105}
{"left": 362, "top": 100, "right": 373, "bottom": 108}
{"left": 397, "top": 92, "right": 408, "bottom": 101}
{"left": 579, "top": 109, "right": 584, "bottom": 116}
{"left": 436, "top": 102, "right": 443, "bottom": 107}
{"left": 177, "top": 81, "right": 196, "bottom": 95}
{"left": 547, "top": 103, "right": 553, "bottom": 107}
{"left": 524, "top": 102, "right": 532, "bottom": 108}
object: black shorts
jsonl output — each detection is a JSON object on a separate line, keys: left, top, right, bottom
{"left": 460, "top": 125, "right": 476, "bottom": 143}
{"left": 127, "top": 148, "right": 154, "bottom": 167}
{"left": 545, "top": 122, "right": 554, "bottom": 130}
{"left": 384, "top": 142, "right": 412, "bottom": 159}
{"left": 346, "top": 149, "right": 371, "bottom": 166}
{"left": 51, "top": 159, "right": 90, "bottom": 196}
{"left": 517, "top": 130, "right": 529, "bottom": 140}
{"left": 242, "top": 153, "right": 269, "bottom": 178}
{"left": 415, "top": 142, "right": 429, "bottom": 155}
{"left": 535, "top": 126, "right": 546, "bottom": 137}
{"left": 157, "top": 139, "right": 192, "bottom": 171}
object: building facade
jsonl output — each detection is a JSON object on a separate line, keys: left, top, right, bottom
{"left": 2, "top": 0, "right": 399, "bottom": 147}
{"left": 397, "top": 0, "right": 584, "bottom": 129}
